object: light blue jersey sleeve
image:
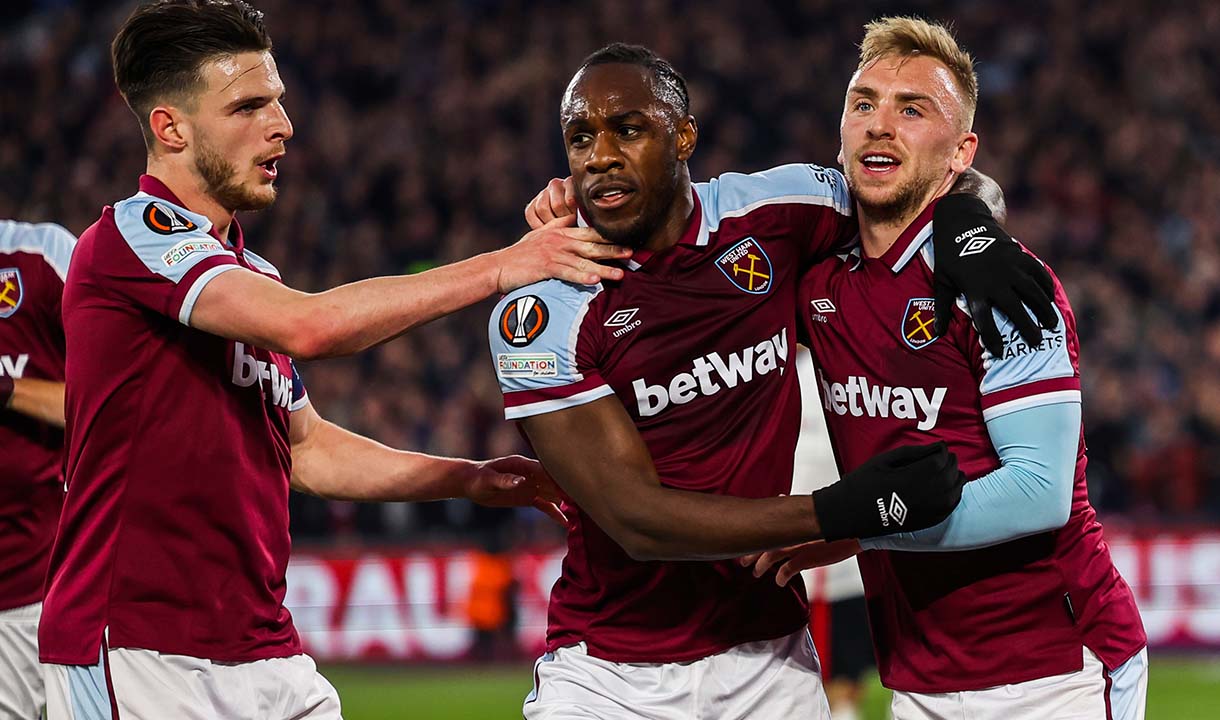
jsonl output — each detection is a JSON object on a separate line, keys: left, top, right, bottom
{"left": 0, "top": 220, "right": 76, "bottom": 281}
{"left": 860, "top": 401, "right": 1079, "bottom": 551}
{"left": 488, "top": 279, "right": 615, "bottom": 420}
{"left": 695, "top": 164, "right": 855, "bottom": 260}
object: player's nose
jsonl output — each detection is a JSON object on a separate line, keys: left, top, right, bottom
{"left": 268, "top": 101, "right": 293, "bottom": 143}
{"left": 585, "top": 131, "right": 624, "bottom": 174}
{"left": 866, "top": 110, "right": 895, "bottom": 140}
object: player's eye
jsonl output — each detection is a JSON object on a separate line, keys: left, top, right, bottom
{"left": 568, "top": 132, "right": 592, "bottom": 147}
{"left": 855, "top": 101, "right": 873, "bottom": 112}
{"left": 902, "top": 106, "right": 922, "bottom": 117}
{"left": 618, "top": 125, "right": 641, "bottom": 139}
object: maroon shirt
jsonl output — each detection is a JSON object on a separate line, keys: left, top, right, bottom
{"left": 41, "top": 176, "right": 307, "bottom": 664}
{"left": 798, "top": 204, "right": 1146, "bottom": 692}
{"left": 490, "top": 165, "right": 855, "bottom": 662}
{"left": 0, "top": 221, "right": 74, "bottom": 611}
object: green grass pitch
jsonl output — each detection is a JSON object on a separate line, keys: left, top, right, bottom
{"left": 322, "top": 655, "right": 1220, "bottom": 719}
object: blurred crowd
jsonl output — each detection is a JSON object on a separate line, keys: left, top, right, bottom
{"left": 3, "top": 0, "right": 1218, "bottom": 543}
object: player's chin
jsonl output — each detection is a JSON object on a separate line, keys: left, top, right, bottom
{"left": 243, "top": 183, "right": 278, "bottom": 211}
{"left": 850, "top": 181, "right": 903, "bottom": 209}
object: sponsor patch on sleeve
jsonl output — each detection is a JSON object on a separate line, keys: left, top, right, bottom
{"left": 497, "top": 353, "right": 559, "bottom": 378}
{"left": 498, "top": 295, "right": 550, "bottom": 346}
{"left": 143, "top": 201, "right": 199, "bottom": 235}
{"left": 162, "top": 237, "right": 225, "bottom": 267}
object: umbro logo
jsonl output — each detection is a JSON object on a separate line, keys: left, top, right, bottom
{"left": 876, "top": 492, "right": 908, "bottom": 528}
{"left": 953, "top": 225, "right": 996, "bottom": 257}
{"left": 605, "top": 308, "right": 639, "bottom": 327}
{"left": 959, "top": 236, "right": 995, "bottom": 257}
{"left": 810, "top": 298, "right": 835, "bottom": 324}
{"left": 606, "top": 308, "right": 642, "bottom": 338}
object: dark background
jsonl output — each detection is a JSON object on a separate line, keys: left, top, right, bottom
{"left": 4, "top": 0, "right": 1218, "bottom": 545}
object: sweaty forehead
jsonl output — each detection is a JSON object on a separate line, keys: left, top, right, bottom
{"left": 561, "top": 63, "right": 667, "bottom": 125}
{"left": 853, "top": 54, "right": 964, "bottom": 108}
{"left": 202, "top": 51, "right": 282, "bottom": 97}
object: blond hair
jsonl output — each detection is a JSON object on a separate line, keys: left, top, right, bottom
{"left": 858, "top": 16, "right": 978, "bottom": 130}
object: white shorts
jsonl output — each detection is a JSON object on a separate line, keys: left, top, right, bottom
{"left": 0, "top": 601, "right": 43, "bottom": 720}
{"left": 44, "top": 643, "right": 342, "bottom": 720}
{"left": 891, "top": 647, "right": 1148, "bottom": 720}
{"left": 523, "top": 626, "right": 831, "bottom": 720}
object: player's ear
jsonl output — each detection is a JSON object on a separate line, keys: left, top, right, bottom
{"left": 148, "top": 105, "right": 190, "bottom": 153}
{"left": 949, "top": 132, "right": 978, "bottom": 175}
{"left": 676, "top": 115, "right": 698, "bottom": 162}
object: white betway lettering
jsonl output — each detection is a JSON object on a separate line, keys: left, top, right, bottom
{"left": 818, "top": 368, "right": 946, "bottom": 431}
{"left": 0, "top": 354, "right": 29, "bottom": 378}
{"left": 633, "top": 329, "right": 788, "bottom": 417}
{"left": 232, "top": 342, "right": 292, "bottom": 409}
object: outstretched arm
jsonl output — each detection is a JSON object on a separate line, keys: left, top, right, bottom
{"left": 861, "top": 402, "right": 1077, "bottom": 551}
{"left": 0, "top": 376, "right": 65, "bottom": 428}
{"left": 746, "top": 402, "right": 1080, "bottom": 585}
{"left": 289, "top": 399, "right": 565, "bottom": 523}
{"left": 519, "top": 395, "right": 963, "bottom": 561}
{"left": 191, "top": 216, "right": 631, "bottom": 361}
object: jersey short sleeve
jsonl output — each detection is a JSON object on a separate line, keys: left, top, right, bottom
{"left": 0, "top": 220, "right": 76, "bottom": 327}
{"left": 289, "top": 361, "right": 309, "bottom": 412}
{"left": 697, "top": 163, "right": 856, "bottom": 266}
{"left": 110, "top": 194, "right": 242, "bottom": 325}
{"left": 963, "top": 281, "right": 1081, "bottom": 422}
{"left": 488, "top": 280, "right": 614, "bottom": 420}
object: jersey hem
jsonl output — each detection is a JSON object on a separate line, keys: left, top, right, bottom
{"left": 882, "top": 651, "right": 1085, "bottom": 694}
{"left": 546, "top": 615, "right": 809, "bottom": 664}
{"left": 504, "top": 385, "right": 615, "bottom": 419}
{"left": 981, "top": 390, "right": 1081, "bottom": 422}
{"left": 40, "top": 638, "right": 304, "bottom": 666}
{"left": 178, "top": 264, "right": 242, "bottom": 325}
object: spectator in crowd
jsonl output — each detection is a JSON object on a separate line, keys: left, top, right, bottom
{"left": 3, "top": 0, "right": 1218, "bottom": 538}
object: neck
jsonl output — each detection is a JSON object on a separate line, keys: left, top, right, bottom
{"left": 858, "top": 170, "right": 956, "bottom": 258}
{"left": 146, "top": 155, "right": 236, "bottom": 240}
{"left": 641, "top": 172, "right": 695, "bottom": 254}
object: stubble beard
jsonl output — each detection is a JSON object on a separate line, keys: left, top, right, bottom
{"left": 585, "top": 156, "right": 681, "bottom": 250}
{"left": 195, "top": 136, "right": 276, "bottom": 212}
{"left": 846, "top": 163, "right": 941, "bottom": 226}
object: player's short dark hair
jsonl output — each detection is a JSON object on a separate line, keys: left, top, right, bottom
{"left": 579, "top": 43, "right": 690, "bottom": 118}
{"left": 111, "top": 0, "right": 272, "bottom": 149}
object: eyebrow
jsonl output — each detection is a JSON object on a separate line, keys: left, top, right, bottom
{"left": 848, "top": 86, "right": 940, "bottom": 109}
{"left": 223, "top": 91, "right": 286, "bottom": 111}
{"left": 607, "top": 110, "right": 648, "bottom": 123}
{"left": 563, "top": 109, "right": 648, "bottom": 130}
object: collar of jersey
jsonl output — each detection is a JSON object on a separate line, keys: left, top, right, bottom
{"left": 137, "top": 174, "right": 245, "bottom": 252}
{"left": 576, "top": 189, "right": 707, "bottom": 272}
{"left": 845, "top": 200, "right": 936, "bottom": 274}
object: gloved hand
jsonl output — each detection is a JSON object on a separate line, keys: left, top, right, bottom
{"left": 932, "top": 194, "right": 1059, "bottom": 357}
{"left": 812, "top": 442, "right": 965, "bottom": 542}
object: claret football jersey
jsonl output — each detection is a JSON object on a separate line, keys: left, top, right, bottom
{"left": 0, "top": 220, "right": 74, "bottom": 610}
{"left": 489, "top": 164, "right": 854, "bottom": 662}
{"left": 40, "top": 175, "right": 308, "bottom": 664}
{"left": 798, "top": 202, "right": 1146, "bottom": 692}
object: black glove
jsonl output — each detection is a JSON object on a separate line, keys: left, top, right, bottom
{"left": 811, "top": 442, "right": 965, "bottom": 542}
{"left": 932, "top": 194, "right": 1059, "bottom": 357}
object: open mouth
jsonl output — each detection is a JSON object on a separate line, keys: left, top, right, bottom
{"left": 589, "top": 183, "right": 636, "bottom": 210}
{"left": 860, "top": 153, "right": 901, "bottom": 175}
{"left": 257, "top": 155, "right": 282, "bottom": 180}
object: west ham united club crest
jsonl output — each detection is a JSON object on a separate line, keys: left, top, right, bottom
{"left": 901, "top": 298, "right": 938, "bottom": 350}
{"left": 716, "top": 237, "right": 773, "bottom": 294}
{"left": 0, "top": 268, "right": 22, "bottom": 319}
{"left": 498, "top": 295, "right": 549, "bottom": 347}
